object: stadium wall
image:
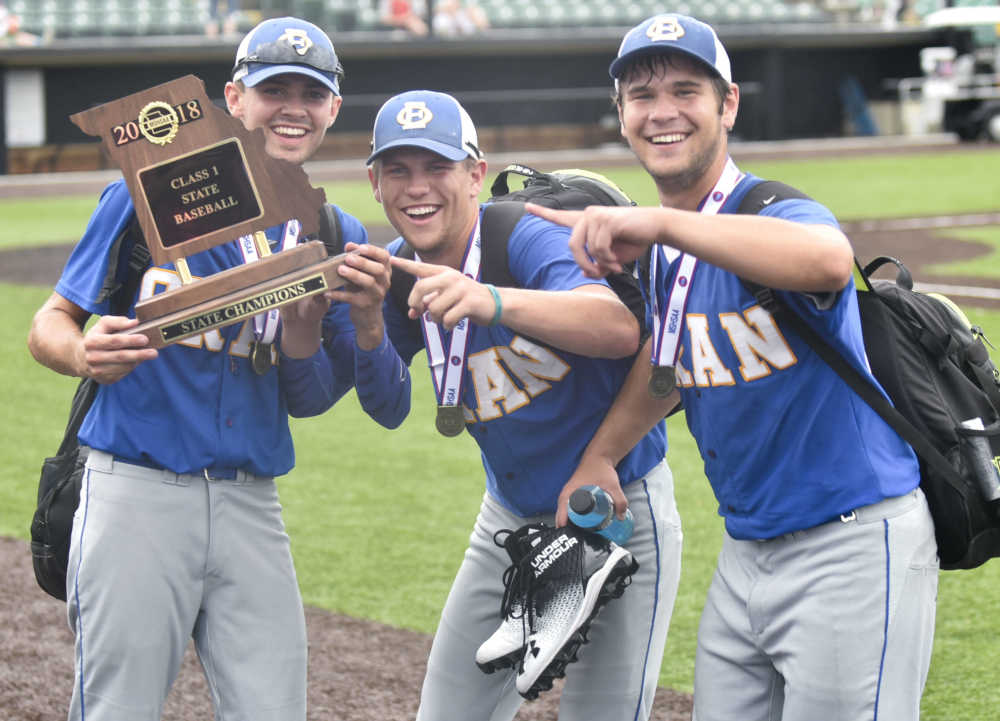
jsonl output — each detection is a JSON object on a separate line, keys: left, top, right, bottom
{"left": 0, "top": 25, "right": 945, "bottom": 174}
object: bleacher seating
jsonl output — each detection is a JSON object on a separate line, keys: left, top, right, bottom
{"left": 8, "top": 0, "right": 842, "bottom": 39}
{"left": 23, "top": 0, "right": 995, "bottom": 39}
{"left": 9, "top": 0, "right": 210, "bottom": 38}
{"left": 19, "top": 0, "right": 984, "bottom": 38}
{"left": 478, "top": 0, "right": 832, "bottom": 29}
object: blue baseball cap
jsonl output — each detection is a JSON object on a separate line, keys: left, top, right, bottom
{"left": 233, "top": 17, "right": 343, "bottom": 96}
{"left": 610, "top": 14, "right": 732, "bottom": 83}
{"left": 367, "top": 90, "right": 482, "bottom": 165}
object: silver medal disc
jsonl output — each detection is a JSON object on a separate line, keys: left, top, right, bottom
{"left": 648, "top": 365, "right": 677, "bottom": 398}
{"left": 435, "top": 405, "right": 466, "bottom": 437}
{"left": 250, "top": 341, "right": 272, "bottom": 375}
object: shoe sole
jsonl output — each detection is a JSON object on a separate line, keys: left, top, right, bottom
{"left": 476, "top": 644, "right": 525, "bottom": 674}
{"left": 517, "top": 546, "right": 638, "bottom": 700}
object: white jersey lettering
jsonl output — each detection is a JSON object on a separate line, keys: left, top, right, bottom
{"left": 499, "top": 337, "right": 571, "bottom": 393}
{"left": 686, "top": 314, "right": 736, "bottom": 387}
{"left": 719, "top": 305, "right": 798, "bottom": 381}
{"left": 467, "top": 337, "right": 571, "bottom": 421}
{"left": 674, "top": 346, "right": 694, "bottom": 388}
{"left": 467, "top": 348, "right": 530, "bottom": 421}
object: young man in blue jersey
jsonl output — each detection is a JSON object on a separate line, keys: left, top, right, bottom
{"left": 531, "top": 13, "right": 939, "bottom": 721}
{"left": 27, "top": 17, "right": 408, "bottom": 721}
{"left": 364, "top": 89, "right": 683, "bottom": 720}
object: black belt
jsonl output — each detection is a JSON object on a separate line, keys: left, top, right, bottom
{"left": 112, "top": 455, "right": 241, "bottom": 481}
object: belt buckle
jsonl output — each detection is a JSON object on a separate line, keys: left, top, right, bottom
{"left": 840, "top": 510, "right": 857, "bottom": 523}
{"left": 203, "top": 467, "right": 243, "bottom": 482}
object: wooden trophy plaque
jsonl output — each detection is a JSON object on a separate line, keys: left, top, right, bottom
{"left": 70, "top": 74, "right": 351, "bottom": 348}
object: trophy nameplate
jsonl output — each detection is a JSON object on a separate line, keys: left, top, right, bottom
{"left": 70, "top": 74, "right": 349, "bottom": 348}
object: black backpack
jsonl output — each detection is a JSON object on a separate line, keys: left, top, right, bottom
{"left": 740, "top": 180, "right": 1000, "bottom": 570}
{"left": 30, "top": 207, "right": 345, "bottom": 600}
{"left": 389, "top": 164, "right": 645, "bottom": 330}
{"left": 30, "top": 221, "right": 150, "bottom": 601}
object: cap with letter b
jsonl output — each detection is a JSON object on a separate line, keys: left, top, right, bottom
{"left": 610, "top": 14, "right": 731, "bottom": 83}
{"left": 233, "top": 16, "right": 343, "bottom": 96}
{"left": 367, "top": 90, "right": 482, "bottom": 165}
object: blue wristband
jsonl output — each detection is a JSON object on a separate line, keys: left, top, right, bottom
{"left": 485, "top": 284, "right": 503, "bottom": 326}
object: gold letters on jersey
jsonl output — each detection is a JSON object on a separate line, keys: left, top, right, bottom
{"left": 69, "top": 75, "right": 354, "bottom": 348}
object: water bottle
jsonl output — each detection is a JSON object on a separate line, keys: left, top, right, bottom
{"left": 568, "top": 485, "right": 634, "bottom": 545}
{"left": 960, "top": 418, "right": 1000, "bottom": 503}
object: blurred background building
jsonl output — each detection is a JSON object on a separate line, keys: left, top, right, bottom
{"left": 0, "top": 0, "right": 997, "bottom": 174}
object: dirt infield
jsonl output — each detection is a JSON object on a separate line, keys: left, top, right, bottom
{"left": 0, "top": 535, "right": 694, "bottom": 720}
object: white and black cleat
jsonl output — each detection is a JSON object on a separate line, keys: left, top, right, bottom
{"left": 513, "top": 525, "right": 638, "bottom": 700}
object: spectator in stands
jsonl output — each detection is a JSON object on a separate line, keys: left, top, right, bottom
{"left": 379, "top": 0, "right": 430, "bottom": 36}
{"left": 433, "top": 0, "right": 490, "bottom": 36}
{"left": 0, "top": 4, "right": 40, "bottom": 46}
{"left": 205, "top": 0, "right": 240, "bottom": 36}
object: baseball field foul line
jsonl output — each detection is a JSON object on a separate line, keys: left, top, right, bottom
{"left": 843, "top": 212, "right": 1000, "bottom": 233}
{"left": 914, "top": 282, "right": 1000, "bottom": 301}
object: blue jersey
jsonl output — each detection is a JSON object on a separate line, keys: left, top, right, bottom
{"left": 56, "top": 179, "right": 371, "bottom": 478}
{"left": 384, "top": 207, "right": 666, "bottom": 517}
{"left": 648, "top": 174, "right": 920, "bottom": 539}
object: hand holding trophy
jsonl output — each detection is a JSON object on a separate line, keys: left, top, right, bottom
{"left": 70, "top": 73, "right": 351, "bottom": 348}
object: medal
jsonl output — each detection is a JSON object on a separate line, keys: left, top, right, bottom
{"left": 648, "top": 365, "right": 676, "bottom": 398}
{"left": 435, "top": 405, "right": 466, "bottom": 437}
{"left": 249, "top": 341, "right": 272, "bottom": 375}
{"left": 240, "top": 222, "right": 299, "bottom": 379}
{"left": 421, "top": 221, "right": 481, "bottom": 440}
{"left": 647, "top": 159, "right": 743, "bottom": 403}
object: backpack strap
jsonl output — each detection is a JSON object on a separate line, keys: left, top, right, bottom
{"left": 489, "top": 164, "right": 557, "bottom": 198}
{"left": 861, "top": 255, "right": 913, "bottom": 291}
{"left": 115, "top": 219, "right": 150, "bottom": 315}
{"left": 58, "top": 217, "right": 150, "bottom": 457}
{"left": 736, "top": 179, "right": 968, "bottom": 494}
{"left": 388, "top": 241, "right": 418, "bottom": 321}
{"left": 480, "top": 201, "right": 525, "bottom": 289}
{"left": 93, "top": 216, "right": 150, "bottom": 314}
{"left": 54, "top": 376, "right": 100, "bottom": 459}
{"left": 736, "top": 179, "right": 812, "bottom": 214}
{"left": 317, "top": 204, "right": 344, "bottom": 257}
{"left": 741, "top": 276, "right": 967, "bottom": 496}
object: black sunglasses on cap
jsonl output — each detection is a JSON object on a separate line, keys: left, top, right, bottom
{"left": 233, "top": 38, "right": 344, "bottom": 81}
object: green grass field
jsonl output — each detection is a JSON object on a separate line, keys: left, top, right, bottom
{"left": 3, "top": 148, "right": 1000, "bottom": 718}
